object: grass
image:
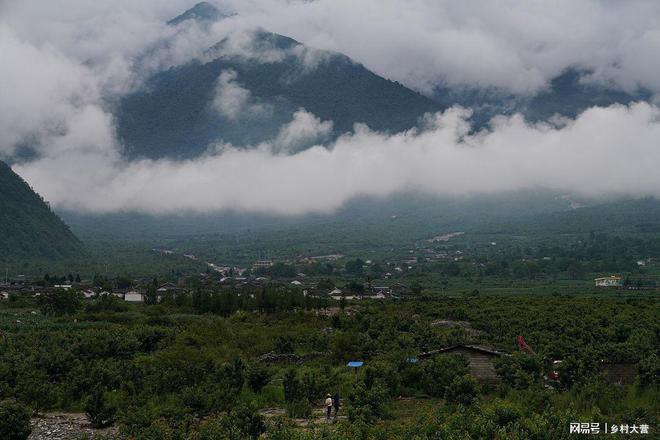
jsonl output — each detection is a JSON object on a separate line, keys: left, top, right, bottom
{"left": 385, "top": 397, "right": 443, "bottom": 427}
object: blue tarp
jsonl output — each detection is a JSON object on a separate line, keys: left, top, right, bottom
{"left": 347, "top": 361, "right": 364, "bottom": 368}
{"left": 406, "top": 357, "right": 418, "bottom": 363}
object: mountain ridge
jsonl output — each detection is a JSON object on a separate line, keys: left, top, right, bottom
{"left": 116, "top": 3, "right": 649, "bottom": 160}
{"left": 115, "top": 4, "right": 445, "bottom": 159}
{"left": 0, "top": 161, "right": 83, "bottom": 259}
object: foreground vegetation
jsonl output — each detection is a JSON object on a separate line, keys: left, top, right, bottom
{"left": 0, "top": 289, "right": 657, "bottom": 439}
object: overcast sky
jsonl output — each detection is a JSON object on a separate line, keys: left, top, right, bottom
{"left": 1, "top": 0, "right": 660, "bottom": 214}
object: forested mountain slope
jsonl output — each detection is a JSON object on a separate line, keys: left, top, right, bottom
{"left": 116, "top": 16, "right": 443, "bottom": 159}
{"left": 0, "top": 161, "right": 82, "bottom": 259}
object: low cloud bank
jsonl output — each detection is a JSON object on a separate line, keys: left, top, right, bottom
{"left": 3, "top": 0, "right": 660, "bottom": 216}
{"left": 15, "top": 103, "right": 660, "bottom": 216}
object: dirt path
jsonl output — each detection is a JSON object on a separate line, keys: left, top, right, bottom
{"left": 29, "top": 412, "right": 117, "bottom": 440}
{"left": 259, "top": 407, "right": 347, "bottom": 426}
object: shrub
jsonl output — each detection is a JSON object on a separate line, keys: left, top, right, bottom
{"left": 285, "top": 399, "right": 312, "bottom": 419}
{"left": 37, "top": 288, "right": 82, "bottom": 316}
{"left": 347, "top": 379, "right": 389, "bottom": 422}
{"left": 639, "top": 354, "right": 659, "bottom": 387}
{"left": 194, "top": 404, "right": 266, "bottom": 439}
{"left": 422, "top": 355, "right": 469, "bottom": 397}
{"left": 0, "top": 400, "right": 32, "bottom": 440}
{"left": 445, "top": 375, "right": 479, "bottom": 406}
{"left": 221, "top": 358, "right": 246, "bottom": 393}
{"left": 492, "top": 401, "right": 522, "bottom": 427}
{"left": 283, "top": 369, "right": 305, "bottom": 403}
{"left": 226, "top": 403, "right": 266, "bottom": 439}
{"left": 275, "top": 336, "right": 295, "bottom": 354}
{"left": 495, "top": 353, "right": 543, "bottom": 390}
{"left": 247, "top": 365, "right": 272, "bottom": 393}
{"left": 84, "top": 388, "right": 117, "bottom": 428}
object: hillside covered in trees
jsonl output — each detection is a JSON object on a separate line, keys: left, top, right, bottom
{"left": 0, "top": 161, "right": 82, "bottom": 260}
{"left": 115, "top": 6, "right": 442, "bottom": 159}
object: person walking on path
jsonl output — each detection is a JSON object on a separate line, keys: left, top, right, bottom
{"left": 325, "top": 394, "right": 333, "bottom": 421}
{"left": 332, "top": 392, "right": 340, "bottom": 418}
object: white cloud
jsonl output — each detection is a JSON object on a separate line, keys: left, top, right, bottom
{"left": 0, "top": 25, "right": 102, "bottom": 156}
{"left": 14, "top": 103, "right": 660, "bottom": 215}
{"left": 220, "top": 0, "right": 660, "bottom": 95}
{"left": 272, "top": 109, "right": 333, "bottom": 153}
{"left": 6, "top": 0, "right": 660, "bottom": 98}
{"left": 212, "top": 69, "right": 270, "bottom": 120}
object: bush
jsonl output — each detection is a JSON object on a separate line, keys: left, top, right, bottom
{"left": 84, "top": 388, "right": 117, "bottom": 428}
{"left": 275, "top": 336, "right": 294, "bottom": 354}
{"left": 283, "top": 369, "right": 305, "bottom": 403}
{"left": 247, "top": 365, "right": 272, "bottom": 393}
{"left": 491, "top": 401, "right": 522, "bottom": 427}
{"left": 85, "top": 294, "right": 128, "bottom": 313}
{"left": 347, "top": 379, "right": 389, "bottom": 422}
{"left": 194, "top": 405, "right": 266, "bottom": 440}
{"left": 285, "top": 399, "right": 312, "bottom": 419}
{"left": 422, "top": 355, "right": 469, "bottom": 397}
{"left": 37, "top": 288, "right": 82, "bottom": 316}
{"left": 0, "top": 400, "right": 32, "bottom": 440}
{"left": 495, "top": 353, "right": 543, "bottom": 390}
{"left": 362, "top": 363, "right": 401, "bottom": 397}
{"left": 445, "top": 375, "right": 479, "bottom": 406}
{"left": 226, "top": 403, "right": 266, "bottom": 439}
{"left": 639, "top": 354, "right": 659, "bottom": 387}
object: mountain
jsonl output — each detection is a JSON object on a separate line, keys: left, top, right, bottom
{"left": 116, "top": 8, "right": 443, "bottom": 159}
{"left": 62, "top": 189, "right": 577, "bottom": 241}
{"left": 432, "top": 69, "right": 647, "bottom": 128}
{"left": 117, "top": 3, "right": 651, "bottom": 160}
{"left": 501, "top": 197, "right": 660, "bottom": 235}
{"left": 167, "top": 1, "right": 232, "bottom": 26}
{"left": 522, "top": 69, "right": 648, "bottom": 121}
{"left": 0, "top": 161, "right": 82, "bottom": 259}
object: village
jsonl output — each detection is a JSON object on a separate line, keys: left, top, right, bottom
{"left": 2, "top": 242, "right": 657, "bottom": 304}
{"left": 0, "top": 267, "right": 416, "bottom": 304}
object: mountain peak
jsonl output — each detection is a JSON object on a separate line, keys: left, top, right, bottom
{"left": 167, "top": 2, "right": 232, "bottom": 26}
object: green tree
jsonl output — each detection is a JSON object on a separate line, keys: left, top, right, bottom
{"left": 445, "top": 375, "right": 479, "bottom": 405}
{"left": 84, "top": 388, "right": 117, "bottom": 428}
{"left": 495, "top": 353, "right": 543, "bottom": 390}
{"left": 347, "top": 379, "right": 389, "bottom": 422}
{"left": 422, "top": 355, "right": 469, "bottom": 397}
{"left": 0, "top": 401, "right": 31, "bottom": 440}
{"left": 144, "top": 284, "right": 158, "bottom": 305}
{"left": 37, "top": 288, "right": 82, "bottom": 316}
{"left": 224, "top": 403, "right": 266, "bottom": 439}
{"left": 247, "top": 365, "right": 271, "bottom": 393}
{"left": 283, "top": 369, "right": 304, "bottom": 403}
{"left": 345, "top": 258, "right": 365, "bottom": 275}
{"left": 638, "top": 354, "right": 659, "bottom": 387}
{"left": 317, "top": 278, "right": 335, "bottom": 289}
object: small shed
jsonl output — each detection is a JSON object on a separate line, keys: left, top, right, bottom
{"left": 420, "top": 344, "right": 507, "bottom": 384}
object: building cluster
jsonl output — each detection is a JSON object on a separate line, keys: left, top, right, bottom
{"left": 0, "top": 281, "right": 188, "bottom": 303}
{"left": 0, "top": 271, "right": 416, "bottom": 303}
{"left": 314, "top": 283, "right": 413, "bottom": 301}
